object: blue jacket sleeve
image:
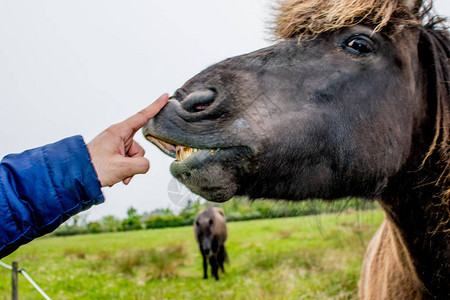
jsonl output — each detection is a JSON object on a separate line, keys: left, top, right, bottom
{"left": 0, "top": 135, "right": 104, "bottom": 258}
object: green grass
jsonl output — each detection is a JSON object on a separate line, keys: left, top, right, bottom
{"left": 0, "top": 210, "right": 383, "bottom": 300}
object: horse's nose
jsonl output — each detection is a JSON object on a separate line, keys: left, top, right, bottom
{"left": 180, "top": 88, "right": 217, "bottom": 113}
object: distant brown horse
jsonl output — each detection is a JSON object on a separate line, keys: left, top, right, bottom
{"left": 194, "top": 206, "right": 228, "bottom": 280}
{"left": 144, "top": 0, "right": 449, "bottom": 298}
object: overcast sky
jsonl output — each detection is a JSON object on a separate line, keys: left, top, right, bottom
{"left": 0, "top": 0, "right": 448, "bottom": 221}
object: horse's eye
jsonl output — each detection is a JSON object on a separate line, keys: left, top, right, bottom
{"left": 343, "top": 36, "right": 375, "bottom": 55}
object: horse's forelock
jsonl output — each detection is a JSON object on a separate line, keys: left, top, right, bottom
{"left": 272, "top": 0, "right": 442, "bottom": 40}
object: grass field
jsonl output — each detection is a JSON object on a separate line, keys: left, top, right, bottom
{"left": 0, "top": 209, "right": 383, "bottom": 300}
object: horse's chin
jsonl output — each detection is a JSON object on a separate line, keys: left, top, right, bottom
{"left": 170, "top": 147, "right": 248, "bottom": 202}
{"left": 176, "top": 179, "right": 235, "bottom": 203}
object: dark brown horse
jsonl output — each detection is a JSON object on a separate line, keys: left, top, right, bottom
{"left": 144, "top": 0, "right": 449, "bottom": 298}
{"left": 194, "top": 206, "right": 228, "bottom": 280}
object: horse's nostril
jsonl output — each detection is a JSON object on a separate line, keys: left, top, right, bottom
{"left": 181, "top": 88, "right": 217, "bottom": 113}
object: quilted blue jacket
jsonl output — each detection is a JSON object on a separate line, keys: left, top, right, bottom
{"left": 0, "top": 136, "right": 104, "bottom": 258}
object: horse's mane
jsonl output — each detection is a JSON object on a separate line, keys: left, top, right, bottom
{"left": 419, "top": 26, "right": 450, "bottom": 231}
{"left": 273, "top": 0, "right": 449, "bottom": 229}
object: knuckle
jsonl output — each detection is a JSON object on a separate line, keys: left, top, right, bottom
{"left": 108, "top": 124, "right": 120, "bottom": 133}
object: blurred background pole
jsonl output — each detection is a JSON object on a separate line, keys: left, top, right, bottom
{"left": 12, "top": 261, "right": 18, "bottom": 300}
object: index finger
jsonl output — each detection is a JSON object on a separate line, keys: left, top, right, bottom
{"left": 120, "top": 93, "right": 169, "bottom": 133}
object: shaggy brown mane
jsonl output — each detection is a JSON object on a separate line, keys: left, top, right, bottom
{"left": 420, "top": 26, "right": 450, "bottom": 231}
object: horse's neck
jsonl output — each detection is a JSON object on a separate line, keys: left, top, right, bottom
{"left": 377, "top": 186, "right": 450, "bottom": 299}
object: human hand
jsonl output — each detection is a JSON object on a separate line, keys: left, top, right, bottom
{"left": 87, "top": 94, "right": 169, "bottom": 187}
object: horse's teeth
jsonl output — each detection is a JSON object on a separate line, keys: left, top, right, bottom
{"left": 176, "top": 146, "right": 200, "bottom": 161}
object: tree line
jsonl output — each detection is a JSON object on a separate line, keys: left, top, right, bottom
{"left": 53, "top": 197, "right": 377, "bottom": 236}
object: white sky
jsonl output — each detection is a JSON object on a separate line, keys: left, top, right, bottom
{"left": 0, "top": 0, "right": 448, "bottom": 221}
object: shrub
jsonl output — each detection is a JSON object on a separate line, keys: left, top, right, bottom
{"left": 53, "top": 225, "right": 88, "bottom": 236}
{"left": 226, "top": 211, "right": 244, "bottom": 222}
{"left": 87, "top": 222, "right": 102, "bottom": 234}
{"left": 144, "top": 215, "right": 184, "bottom": 229}
{"left": 101, "top": 215, "right": 121, "bottom": 232}
{"left": 120, "top": 216, "right": 143, "bottom": 231}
